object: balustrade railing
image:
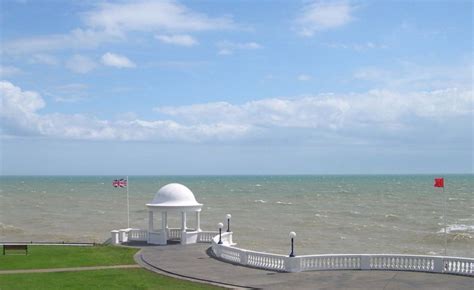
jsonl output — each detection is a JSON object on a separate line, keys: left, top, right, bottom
{"left": 247, "top": 250, "right": 286, "bottom": 271}
{"left": 128, "top": 229, "right": 148, "bottom": 241}
{"left": 112, "top": 227, "right": 473, "bottom": 277}
{"left": 197, "top": 231, "right": 218, "bottom": 243}
{"left": 168, "top": 228, "right": 181, "bottom": 240}
{"left": 443, "top": 257, "right": 474, "bottom": 276}
{"left": 368, "top": 255, "right": 436, "bottom": 272}
{"left": 300, "top": 254, "right": 361, "bottom": 271}
{"left": 211, "top": 233, "right": 474, "bottom": 276}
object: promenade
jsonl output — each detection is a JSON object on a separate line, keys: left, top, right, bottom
{"left": 135, "top": 243, "right": 473, "bottom": 290}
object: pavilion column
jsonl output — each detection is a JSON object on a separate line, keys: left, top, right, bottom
{"left": 148, "top": 211, "right": 154, "bottom": 232}
{"left": 181, "top": 211, "right": 187, "bottom": 245}
{"left": 181, "top": 211, "right": 187, "bottom": 231}
{"left": 161, "top": 211, "right": 167, "bottom": 244}
{"left": 196, "top": 211, "right": 201, "bottom": 231}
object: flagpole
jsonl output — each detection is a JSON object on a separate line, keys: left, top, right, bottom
{"left": 443, "top": 184, "right": 447, "bottom": 256}
{"left": 127, "top": 176, "right": 130, "bottom": 228}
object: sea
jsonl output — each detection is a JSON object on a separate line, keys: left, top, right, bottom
{"left": 0, "top": 175, "right": 472, "bottom": 258}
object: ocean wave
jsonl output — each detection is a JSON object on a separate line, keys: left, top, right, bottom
{"left": 255, "top": 184, "right": 262, "bottom": 187}
{"left": 452, "top": 233, "right": 473, "bottom": 241}
{"left": 314, "top": 213, "right": 328, "bottom": 218}
{"left": 384, "top": 214, "right": 400, "bottom": 221}
{"left": 276, "top": 201, "right": 293, "bottom": 205}
{"left": 437, "top": 224, "right": 474, "bottom": 234}
{"left": 254, "top": 200, "right": 267, "bottom": 203}
{"left": 0, "top": 222, "right": 23, "bottom": 234}
{"left": 448, "top": 197, "right": 465, "bottom": 201}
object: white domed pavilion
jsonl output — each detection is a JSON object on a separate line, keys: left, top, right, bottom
{"left": 146, "top": 183, "right": 203, "bottom": 245}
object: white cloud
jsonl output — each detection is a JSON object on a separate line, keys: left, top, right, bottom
{"left": 296, "top": 0, "right": 354, "bottom": 36}
{"left": 155, "top": 89, "right": 473, "bottom": 132}
{"left": 29, "top": 54, "right": 60, "bottom": 66}
{"left": 0, "top": 66, "right": 22, "bottom": 77}
{"left": 83, "top": 0, "right": 234, "bottom": 34}
{"left": 353, "top": 62, "right": 472, "bottom": 90}
{"left": 217, "top": 41, "right": 262, "bottom": 55}
{"left": 1, "top": 81, "right": 472, "bottom": 144}
{"left": 325, "top": 41, "right": 388, "bottom": 51}
{"left": 2, "top": 29, "right": 118, "bottom": 55}
{"left": 65, "top": 55, "right": 97, "bottom": 74}
{"left": 2, "top": 0, "right": 234, "bottom": 55}
{"left": 297, "top": 74, "right": 312, "bottom": 81}
{"left": 45, "top": 83, "right": 89, "bottom": 103}
{"left": 155, "top": 34, "right": 198, "bottom": 46}
{"left": 0, "top": 81, "right": 249, "bottom": 142}
{"left": 0, "top": 81, "right": 44, "bottom": 135}
{"left": 101, "top": 52, "right": 136, "bottom": 68}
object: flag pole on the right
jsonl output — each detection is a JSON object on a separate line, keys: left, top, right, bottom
{"left": 434, "top": 177, "right": 446, "bottom": 256}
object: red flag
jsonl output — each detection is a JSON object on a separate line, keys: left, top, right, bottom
{"left": 434, "top": 178, "right": 444, "bottom": 188}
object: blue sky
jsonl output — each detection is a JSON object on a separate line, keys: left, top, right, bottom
{"left": 0, "top": 0, "right": 472, "bottom": 175}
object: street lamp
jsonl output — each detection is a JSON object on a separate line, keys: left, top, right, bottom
{"left": 226, "top": 214, "right": 232, "bottom": 232}
{"left": 218, "top": 222, "right": 224, "bottom": 244}
{"left": 289, "top": 231, "right": 296, "bottom": 257}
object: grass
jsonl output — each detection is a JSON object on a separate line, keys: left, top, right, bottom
{"left": 0, "top": 245, "right": 222, "bottom": 289}
{"left": 0, "top": 245, "right": 138, "bottom": 270}
{"left": 0, "top": 268, "right": 222, "bottom": 290}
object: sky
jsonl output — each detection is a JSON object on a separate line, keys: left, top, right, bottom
{"left": 0, "top": 0, "right": 472, "bottom": 175}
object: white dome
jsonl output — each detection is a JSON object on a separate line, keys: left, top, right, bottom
{"left": 147, "top": 183, "right": 202, "bottom": 207}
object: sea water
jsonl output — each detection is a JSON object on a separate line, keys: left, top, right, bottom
{"left": 0, "top": 175, "right": 472, "bottom": 257}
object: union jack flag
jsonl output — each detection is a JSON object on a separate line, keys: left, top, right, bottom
{"left": 112, "top": 178, "right": 127, "bottom": 188}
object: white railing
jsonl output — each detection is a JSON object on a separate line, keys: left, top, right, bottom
{"left": 197, "top": 231, "right": 218, "bottom": 243}
{"left": 168, "top": 228, "right": 182, "bottom": 240}
{"left": 128, "top": 229, "right": 148, "bottom": 241}
{"left": 300, "top": 254, "right": 361, "bottom": 271}
{"left": 443, "top": 257, "right": 474, "bottom": 276}
{"left": 212, "top": 232, "right": 286, "bottom": 271}
{"left": 211, "top": 233, "right": 474, "bottom": 276}
{"left": 367, "top": 255, "right": 437, "bottom": 272}
{"left": 246, "top": 250, "right": 286, "bottom": 271}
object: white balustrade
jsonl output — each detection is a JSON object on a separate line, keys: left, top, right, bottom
{"left": 110, "top": 226, "right": 473, "bottom": 277}
{"left": 368, "top": 255, "right": 436, "bottom": 272}
{"left": 300, "top": 254, "right": 360, "bottom": 271}
{"left": 128, "top": 229, "right": 148, "bottom": 241}
{"left": 198, "top": 231, "right": 218, "bottom": 243}
{"left": 220, "top": 246, "right": 242, "bottom": 263}
{"left": 246, "top": 250, "right": 286, "bottom": 271}
{"left": 168, "top": 228, "right": 182, "bottom": 240}
{"left": 443, "top": 257, "right": 474, "bottom": 276}
{"left": 210, "top": 233, "right": 474, "bottom": 276}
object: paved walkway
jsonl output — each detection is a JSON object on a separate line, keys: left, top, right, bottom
{"left": 0, "top": 264, "right": 140, "bottom": 275}
{"left": 137, "top": 244, "right": 474, "bottom": 290}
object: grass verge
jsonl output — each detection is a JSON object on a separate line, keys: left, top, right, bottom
{"left": 0, "top": 268, "right": 222, "bottom": 290}
{"left": 0, "top": 245, "right": 138, "bottom": 270}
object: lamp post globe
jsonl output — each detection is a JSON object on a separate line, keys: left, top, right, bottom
{"left": 218, "top": 222, "right": 224, "bottom": 244}
{"left": 226, "top": 214, "right": 232, "bottom": 232}
{"left": 289, "top": 231, "right": 296, "bottom": 257}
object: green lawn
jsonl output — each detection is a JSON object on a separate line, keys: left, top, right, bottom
{"left": 0, "top": 245, "right": 222, "bottom": 289}
{"left": 0, "top": 245, "right": 138, "bottom": 270}
{"left": 0, "top": 268, "right": 221, "bottom": 290}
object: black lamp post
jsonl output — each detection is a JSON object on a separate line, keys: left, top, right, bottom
{"left": 218, "top": 222, "right": 223, "bottom": 244}
{"left": 226, "top": 214, "right": 232, "bottom": 232}
{"left": 289, "top": 231, "right": 296, "bottom": 257}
